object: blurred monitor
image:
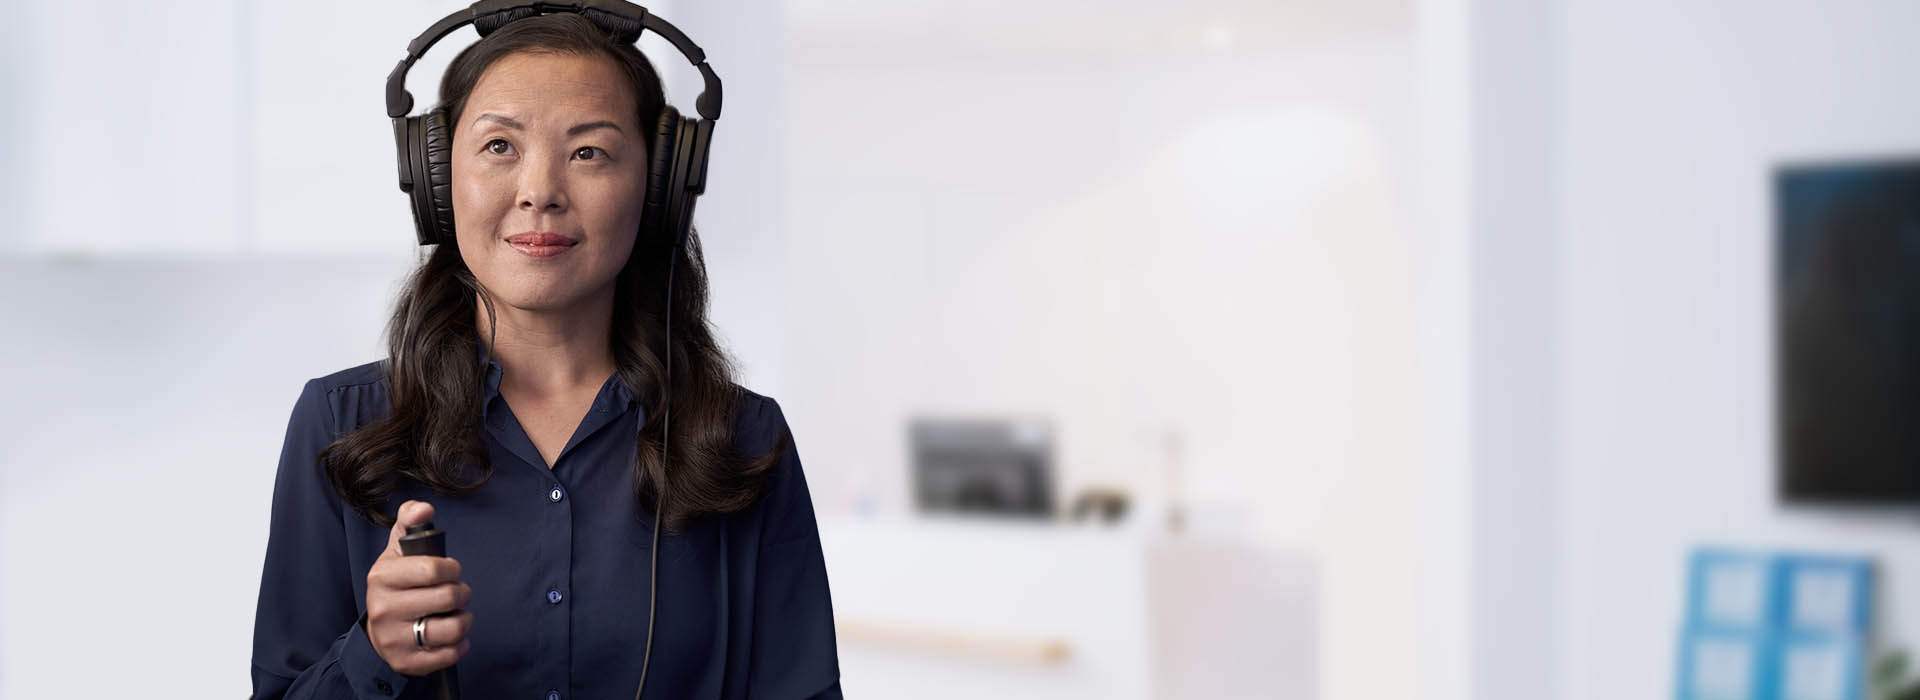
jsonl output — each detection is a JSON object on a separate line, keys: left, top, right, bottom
{"left": 1775, "top": 157, "right": 1920, "bottom": 504}
{"left": 910, "top": 417, "right": 1055, "bottom": 518}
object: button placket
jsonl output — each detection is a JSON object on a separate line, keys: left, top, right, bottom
{"left": 541, "top": 473, "right": 575, "bottom": 697}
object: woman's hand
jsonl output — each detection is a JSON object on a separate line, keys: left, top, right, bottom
{"left": 365, "top": 500, "right": 474, "bottom": 675}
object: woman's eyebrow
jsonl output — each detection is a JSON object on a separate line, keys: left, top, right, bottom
{"left": 566, "top": 121, "right": 625, "bottom": 137}
{"left": 473, "top": 113, "right": 625, "bottom": 137}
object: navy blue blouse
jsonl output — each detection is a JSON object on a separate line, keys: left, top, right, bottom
{"left": 249, "top": 358, "right": 842, "bottom": 699}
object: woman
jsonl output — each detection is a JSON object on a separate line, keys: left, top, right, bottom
{"left": 249, "top": 11, "right": 840, "bottom": 700}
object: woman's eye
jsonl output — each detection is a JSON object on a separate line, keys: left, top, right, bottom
{"left": 485, "top": 139, "right": 514, "bottom": 156}
{"left": 574, "top": 146, "right": 607, "bottom": 161}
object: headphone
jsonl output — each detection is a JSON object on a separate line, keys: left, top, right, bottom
{"left": 386, "top": 2, "right": 720, "bottom": 698}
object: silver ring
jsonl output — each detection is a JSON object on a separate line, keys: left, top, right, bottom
{"left": 413, "top": 616, "right": 430, "bottom": 649}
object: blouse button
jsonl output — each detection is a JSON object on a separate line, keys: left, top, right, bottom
{"left": 375, "top": 679, "right": 393, "bottom": 696}
{"left": 547, "top": 588, "right": 563, "bottom": 604}
{"left": 549, "top": 486, "right": 564, "bottom": 503}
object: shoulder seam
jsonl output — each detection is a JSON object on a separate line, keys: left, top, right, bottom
{"left": 327, "top": 375, "right": 384, "bottom": 391}
{"left": 320, "top": 372, "right": 385, "bottom": 393}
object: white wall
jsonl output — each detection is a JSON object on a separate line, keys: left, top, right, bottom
{"left": 1409, "top": 1, "right": 1564, "bottom": 697}
{"left": 1557, "top": 1, "right": 1920, "bottom": 698}
{"left": 0, "top": 257, "right": 417, "bottom": 698}
{"left": 776, "top": 3, "right": 1422, "bottom": 698}
{"left": 1468, "top": 0, "right": 1562, "bottom": 698}
{"left": 16, "top": 0, "right": 248, "bottom": 255}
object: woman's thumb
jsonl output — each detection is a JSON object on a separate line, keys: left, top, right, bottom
{"left": 386, "top": 500, "right": 434, "bottom": 552}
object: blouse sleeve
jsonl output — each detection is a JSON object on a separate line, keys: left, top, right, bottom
{"left": 748, "top": 397, "right": 844, "bottom": 699}
{"left": 250, "top": 378, "right": 417, "bottom": 700}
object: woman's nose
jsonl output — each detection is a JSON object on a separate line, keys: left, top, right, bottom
{"left": 517, "top": 158, "right": 568, "bottom": 212}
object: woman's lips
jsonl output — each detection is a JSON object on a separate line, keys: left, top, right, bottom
{"left": 505, "top": 232, "right": 577, "bottom": 259}
{"left": 508, "top": 240, "right": 575, "bottom": 258}
{"left": 507, "top": 232, "right": 575, "bottom": 246}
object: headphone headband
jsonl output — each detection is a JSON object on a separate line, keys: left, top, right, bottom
{"left": 383, "top": 0, "right": 723, "bottom": 122}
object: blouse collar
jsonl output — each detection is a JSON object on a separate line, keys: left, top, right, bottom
{"left": 474, "top": 329, "right": 640, "bottom": 424}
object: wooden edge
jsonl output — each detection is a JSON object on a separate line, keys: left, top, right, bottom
{"left": 835, "top": 617, "right": 1072, "bottom": 666}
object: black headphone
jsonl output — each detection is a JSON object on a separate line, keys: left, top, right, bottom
{"left": 386, "top": 0, "right": 722, "bottom": 251}
{"left": 386, "top": 2, "right": 718, "bottom": 698}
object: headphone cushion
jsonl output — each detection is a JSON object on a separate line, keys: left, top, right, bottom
{"left": 642, "top": 106, "right": 683, "bottom": 243}
{"left": 422, "top": 108, "right": 457, "bottom": 245}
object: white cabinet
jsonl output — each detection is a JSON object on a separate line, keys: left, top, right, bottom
{"left": 820, "top": 516, "right": 1318, "bottom": 700}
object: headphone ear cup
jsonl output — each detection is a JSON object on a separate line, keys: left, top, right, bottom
{"left": 420, "top": 108, "right": 457, "bottom": 246}
{"left": 642, "top": 106, "right": 683, "bottom": 245}
{"left": 668, "top": 113, "right": 703, "bottom": 248}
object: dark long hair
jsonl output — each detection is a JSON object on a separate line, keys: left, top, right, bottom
{"left": 319, "top": 13, "right": 785, "bottom": 533}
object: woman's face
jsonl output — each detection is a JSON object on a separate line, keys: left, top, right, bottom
{"left": 450, "top": 51, "right": 647, "bottom": 314}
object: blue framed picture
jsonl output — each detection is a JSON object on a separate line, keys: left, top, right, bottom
{"left": 1772, "top": 633, "right": 1864, "bottom": 700}
{"left": 1677, "top": 626, "right": 1773, "bottom": 700}
{"left": 1773, "top": 554, "right": 1873, "bottom": 637}
{"left": 1688, "top": 549, "right": 1778, "bottom": 632}
{"left": 1677, "top": 548, "right": 1875, "bottom": 700}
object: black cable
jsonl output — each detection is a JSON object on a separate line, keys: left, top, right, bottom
{"left": 634, "top": 249, "right": 676, "bottom": 700}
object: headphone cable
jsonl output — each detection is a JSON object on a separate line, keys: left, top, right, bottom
{"left": 634, "top": 247, "right": 676, "bottom": 700}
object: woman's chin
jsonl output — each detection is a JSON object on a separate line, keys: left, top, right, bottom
{"left": 489, "top": 286, "right": 584, "bottom": 314}
{"left": 478, "top": 266, "right": 615, "bottom": 314}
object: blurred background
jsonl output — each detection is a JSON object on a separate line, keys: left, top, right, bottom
{"left": 2, "top": 0, "right": 1918, "bottom": 698}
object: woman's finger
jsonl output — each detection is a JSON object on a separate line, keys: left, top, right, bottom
{"left": 368, "top": 555, "right": 462, "bottom": 590}
{"left": 421, "top": 610, "right": 475, "bottom": 648}
{"left": 399, "top": 605, "right": 475, "bottom": 649}
{"left": 385, "top": 581, "right": 472, "bottom": 618}
{"left": 407, "top": 638, "right": 472, "bottom": 674}
{"left": 373, "top": 610, "right": 468, "bottom": 654}
{"left": 392, "top": 637, "right": 471, "bottom": 676}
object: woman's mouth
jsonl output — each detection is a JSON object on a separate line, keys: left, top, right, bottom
{"left": 505, "top": 232, "right": 577, "bottom": 259}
